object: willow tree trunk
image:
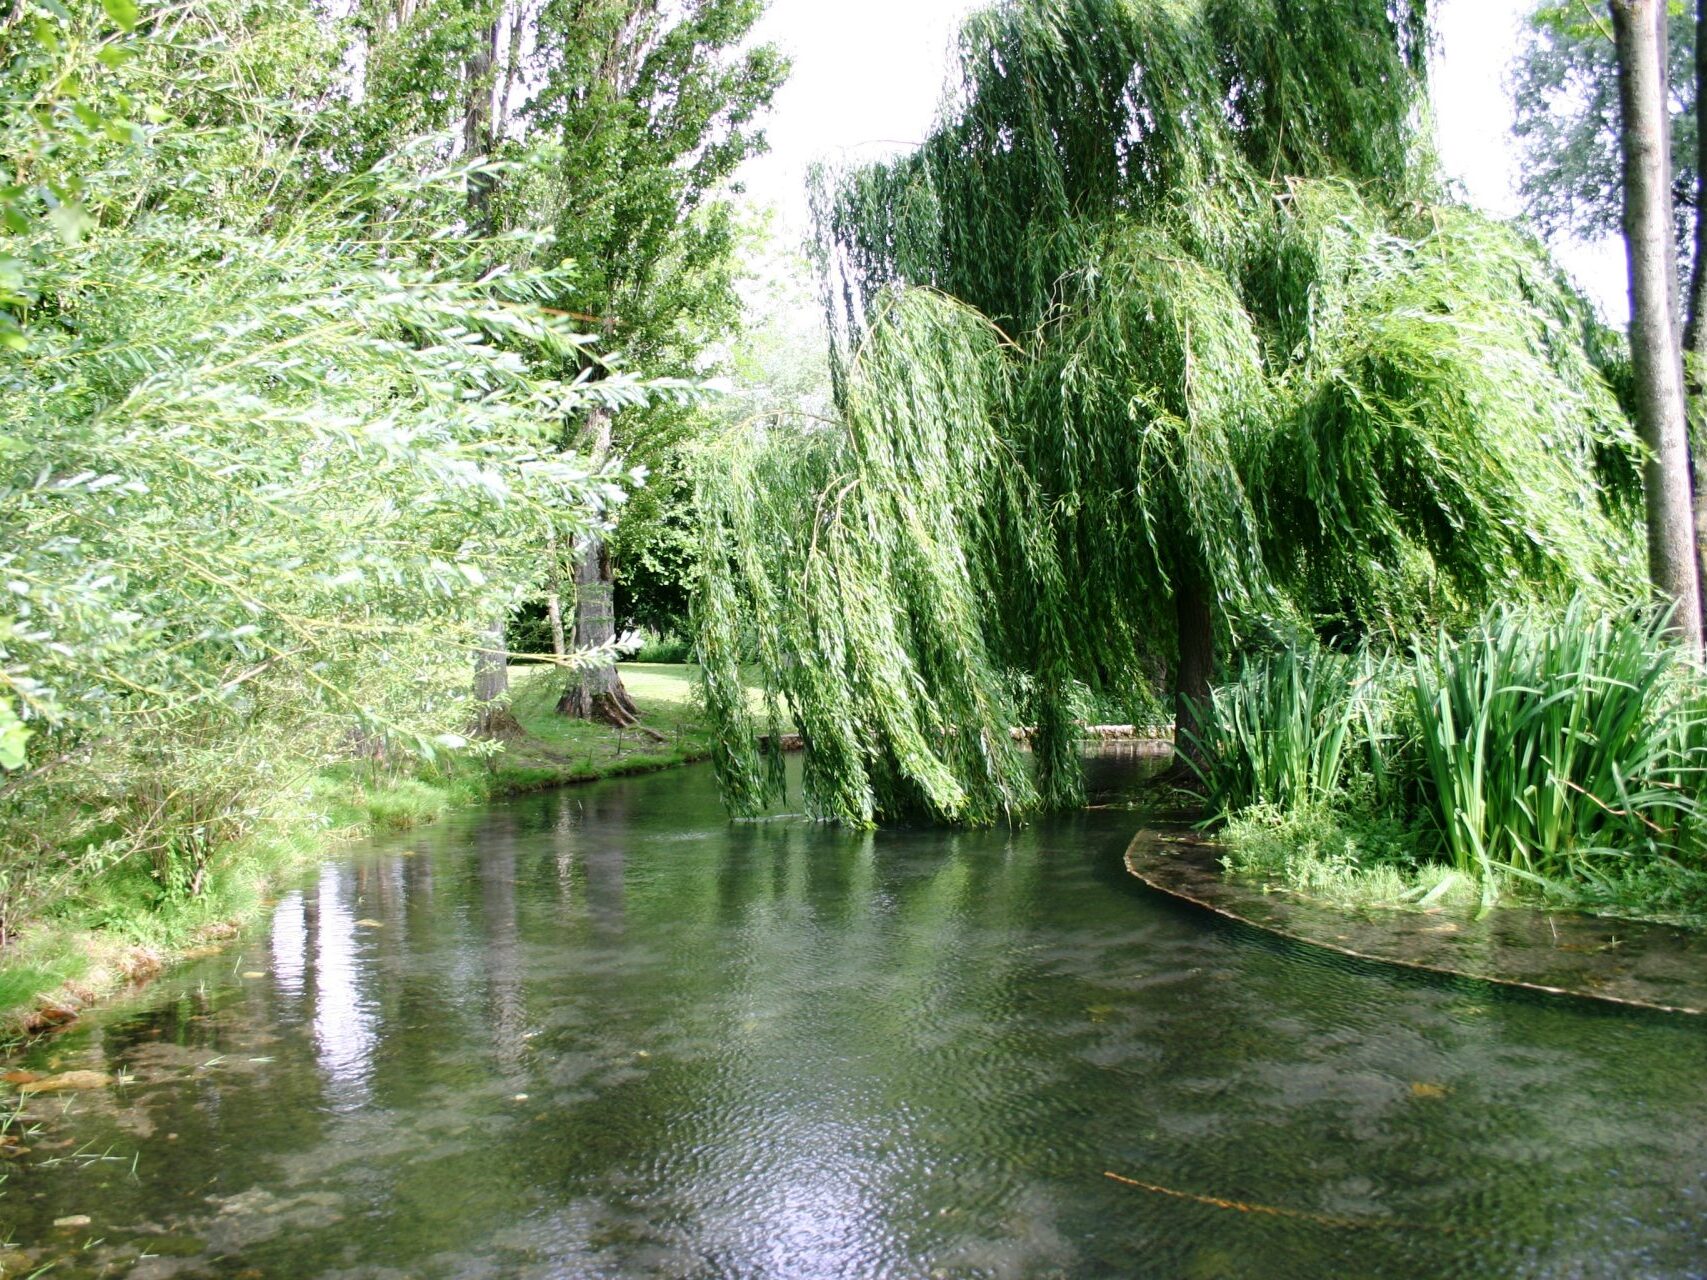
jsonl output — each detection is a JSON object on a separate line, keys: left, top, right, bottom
{"left": 557, "top": 404, "right": 640, "bottom": 724}
{"left": 1614, "top": 0, "right": 1705, "bottom": 650}
{"left": 1172, "top": 569, "right": 1215, "bottom": 755}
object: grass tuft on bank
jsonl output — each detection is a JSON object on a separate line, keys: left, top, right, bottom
{"left": 0, "top": 663, "right": 729, "bottom": 1036}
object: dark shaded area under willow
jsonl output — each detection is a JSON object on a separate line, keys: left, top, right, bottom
{"left": 694, "top": 0, "right": 1646, "bottom": 828}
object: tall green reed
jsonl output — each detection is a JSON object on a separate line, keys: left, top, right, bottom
{"left": 1187, "top": 645, "right": 1385, "bottom": 816}
{"left": 1410, "top": 601, "right": 1701, "bottom": 891}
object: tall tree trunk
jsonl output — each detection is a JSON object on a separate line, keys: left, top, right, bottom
{"left": 1615, "top": 0, "right": 1705, "bottom": 650}
{"left": 545, "top": 529, "right": 567, "bottom": 658}
{"left": 1172, "top": 568, "right": 1215, "bottom": 755}
{"left": 472, "top": 615, "right": 519, "bottom": 737}
{"left": 466, "top": 14, "right": 520, "bottom": 735}
{"left": 1686, "top": 0, "right": 1707, "bottom": 634}
{"left": 557, "top": 404, "right": 640, "bottom": 724}
{"left": 463, "top": 16, "right": 499, "bottom": 219}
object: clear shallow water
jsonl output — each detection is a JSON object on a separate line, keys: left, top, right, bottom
{"left": 3, "top": 752, "right": 1706, "bottom": 1279}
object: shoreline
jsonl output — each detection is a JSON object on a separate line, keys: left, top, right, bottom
{"left": 1124, "top": 828, "right": 1707, "bottom": 1017}
{"left": 0, "top": 664, "right": 726, "bottom": 1044}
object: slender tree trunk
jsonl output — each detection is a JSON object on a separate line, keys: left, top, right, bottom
{"left": 1687, "top": 0, "right": 1707, "bottom": 356}
{"left": 1172, "top": 568, "right": 1215, "bottom": 754}
{"left": 1614, "top": 0, "right": 1705, "bottom": 649}
{"left": 466, "top": 14, "right": 521, "bottom": 734}
{"left": 1686, "top": 0, "right": 1707, "bottom": 634}
{"left": 557, "top": 404, "right": 640, "bottom": 724}
{"left": 463, "top": 16, "right": 499, "bottom": 219}
{"left": 545, "top": 529, "right": 567, "bottom": 658}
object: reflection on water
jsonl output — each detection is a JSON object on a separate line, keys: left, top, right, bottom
{"left": 3, "top": 753, "right": 1706, "bottom": 1279}
{"left": 309, "top": 867, "right": 378, "bottom": 1107}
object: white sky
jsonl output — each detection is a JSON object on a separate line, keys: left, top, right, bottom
{"left": 737, "top": 0, "right": 1632, "bottom": 324}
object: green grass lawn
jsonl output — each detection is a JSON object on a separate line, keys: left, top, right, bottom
{"left": 487, "top": 661, "right": 721, "bottom": 790}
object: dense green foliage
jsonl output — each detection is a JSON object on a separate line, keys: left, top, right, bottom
{"left": 1185, "top": 646, "right": 1383, "bottom": 818}
{"left": 1196, "top": 604, "right": 1707, "bottom": 910}
{"left": 0, "top": 0, "right": 674, "bottom": 941}
{"left": 342, "top": 0, "right": 784, "bottom": 686}
{"left": 696, "top": 0, "right": 1646, "bottom": 827}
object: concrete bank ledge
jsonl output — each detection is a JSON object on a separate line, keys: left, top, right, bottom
{"left": 1125, "top": 829, "right": 1707, "bottom": 1016}
{"left": 758, "top": 726, "right": 1176, "bottom": 752}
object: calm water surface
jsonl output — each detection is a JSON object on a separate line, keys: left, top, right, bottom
{"left": 3, "top": 753, "right": 1706, "bottom": 1278}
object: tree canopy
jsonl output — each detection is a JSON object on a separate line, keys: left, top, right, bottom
{"left": 0, "top": 0, "right": 680, "bottom": 926}
{"left": 1512, "top": 1, "right": 1695, "bottom": 260}
{"left": 694, "top": 0, "right": 1646, "bottom": 828}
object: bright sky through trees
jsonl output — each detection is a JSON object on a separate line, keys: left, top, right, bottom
{"left": 737, "top": 0, "right": 1632, "bottom": 322}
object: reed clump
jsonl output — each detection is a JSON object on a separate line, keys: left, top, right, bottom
{"left": 1195, "top": 601, "right": 1707, "bottom": 918}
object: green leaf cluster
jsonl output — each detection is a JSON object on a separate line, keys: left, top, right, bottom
{"left": 0, "top": 0, "right": 662, "bottom": 932}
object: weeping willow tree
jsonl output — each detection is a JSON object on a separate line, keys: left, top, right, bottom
{"left": 695, "top": 0, "right": 1646, "bottom": 827}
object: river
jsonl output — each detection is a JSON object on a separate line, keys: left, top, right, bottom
{"left": 3, "top": 752, "right": 1705, "bottom": 1278}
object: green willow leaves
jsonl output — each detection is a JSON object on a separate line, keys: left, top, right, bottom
{"left": 0, "top": 0, "right": 663, "bottom": 923}
{"left": 695, "top": 0, "right": 1645, "bottom": 827}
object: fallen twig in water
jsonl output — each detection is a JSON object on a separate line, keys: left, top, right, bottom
{"left": 1102, "top": 1171, "right": 1456, "bottom": 1233}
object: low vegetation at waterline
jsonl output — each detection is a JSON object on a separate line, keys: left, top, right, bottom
{"left": 0, "top": 664, "right": 726, "bottom": 1029}
{"left": 1190, "top": 603, "right": 1707, "bottom": 924}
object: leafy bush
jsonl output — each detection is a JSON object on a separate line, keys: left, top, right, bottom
{"left": 627, "top": 632, "right": 695, "bottom": 664}
{"left": 0, "top": 0, "right": 655, "bottom": 932}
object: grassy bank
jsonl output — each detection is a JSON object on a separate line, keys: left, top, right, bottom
{"left": 0, "top": 663, "right": 731, "bottom": 1038}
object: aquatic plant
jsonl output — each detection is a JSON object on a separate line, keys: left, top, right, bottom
{"left": 1185, "top": 646, "right": 1385, "bottom": 817}
{"left": 1410, "top": 601, "right": 1702, "bottom": 891}
{"left": 1199, "top": 602, "right": 1707, "bottom": 905}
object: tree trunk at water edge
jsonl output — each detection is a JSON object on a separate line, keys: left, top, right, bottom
{"left": 1614, "top": 0, "right": 1704, "bottom": 650}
